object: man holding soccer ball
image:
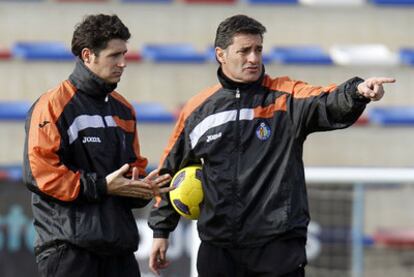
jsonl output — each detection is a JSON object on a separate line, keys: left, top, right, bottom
{"left": 149, "top": 14, "right": 395, "bottom": 276}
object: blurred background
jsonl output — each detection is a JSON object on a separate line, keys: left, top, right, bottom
{"left": 1, "top": 0, "right": 414, "bottom": 276}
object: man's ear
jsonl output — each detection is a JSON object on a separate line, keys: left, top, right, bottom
{"left": 215, "top": 47, "right": 226, "bottom": 64}
{"left": 81, "top": 48, "right": 92, "bottom": 64}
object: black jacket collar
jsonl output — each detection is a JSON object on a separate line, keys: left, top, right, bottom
{"left": 69, "top": 58, "right": 117, "bottom": 99}
{"left": 217, "top": 65, "right": 265, "bottom": 91}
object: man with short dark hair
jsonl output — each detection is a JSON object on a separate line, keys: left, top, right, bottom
{"left": 23, "top": 14, "right": 172, "bottom": 277}
{"left": 148, "top": 14, "right": 395, "bottom": 277}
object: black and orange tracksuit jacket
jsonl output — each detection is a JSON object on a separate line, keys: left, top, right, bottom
{"left": 23, "top": 59, "right": 148, "bottom": 256}
{"left": 149, "top": 68, "right": 369, "bottom": 248}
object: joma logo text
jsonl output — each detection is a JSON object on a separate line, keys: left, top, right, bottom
{"left": 206, "top": 132, "right": 222, "bottom": 143}
{"left": 82, "top": 136, "right": 102, "bottom": 143}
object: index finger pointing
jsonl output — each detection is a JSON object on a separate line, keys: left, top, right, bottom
{"left": 373, "top": 77, "right": 396, "bottom": 85}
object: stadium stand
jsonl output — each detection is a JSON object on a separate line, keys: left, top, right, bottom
{"left": 271, "top": 46, "right": 333, "bottom": 65}
{"left": 0, "top": 0, "right": 412, "bottom": 216}
{"left": 7, "top": 42, "right": 414, "bottom": 68}
{"left": 5, "top": 42, "right": 414, "bottom": 69}
{"left": 1, "top": 3, "right": 414, "bottom": 277}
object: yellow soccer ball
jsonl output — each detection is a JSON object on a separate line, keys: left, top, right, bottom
{"left": 169, "top": 165, "right": 204, "bottom": 220}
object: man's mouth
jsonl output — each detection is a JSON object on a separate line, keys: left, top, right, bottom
{"left": 244, "top": 66, "right": 259, "bottom": 72}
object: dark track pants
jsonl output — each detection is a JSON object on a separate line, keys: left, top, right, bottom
{"left": 36, "top": 243, "right": 140, "bottom": 277}
{"left": 197, "top": 238, "right": 306, "bottom": 277}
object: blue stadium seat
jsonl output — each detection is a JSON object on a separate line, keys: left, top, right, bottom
{"left": 12, "top": 42, "right": 74, "bottom": 61}
{"left": 317, "top": 226, "right": 374, "bottom": 246}
{"left": 271, "top": 46, "right": 333, "bottom": 65}
{"left": 183, "top": 0, "right": 236, "bottom": 3}
{"left": 55, "top": 0, "right": 108, "bottom": 2}
{"left": 0, "top": 101, "right": 31, "bottom": 121}
{"left": 141, "top": 43, "right": 207, "bottom": 63}
{"left": 300, "top": 0, "right": 365, "bottom": 5}
{"left": 370, "top": 0, "right": 414, "bottom": 5}
{"left": 368, "top": 107, "right": 414, "bottom": 125}
{"left": 120, "top": 0, "right": 172, "bottom": 3}
{"left": 400, "top": 48, "right": 414, "bottom": 65}
{"left": 247, "top": 0, "right": 298, "bottom": 4}
{"left": 133, "top": 102, "right": 176, "bottom": 123}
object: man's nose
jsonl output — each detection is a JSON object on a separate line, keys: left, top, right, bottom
{"left": 118, "top": 56, "right": 127, "bottom": 68}
{"left": 247, "top": 51, "right": 261, "bottom": 63}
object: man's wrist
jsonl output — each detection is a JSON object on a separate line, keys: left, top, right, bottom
{"left": 98, "top": 177, "right": 108, "bottom": 196}
{"left": 153, "top": 230, "right": 170, "bottom": 239}
{"left": 352, "top": 78, "right": 371, "bottom": 103}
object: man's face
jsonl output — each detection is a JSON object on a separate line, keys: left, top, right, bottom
{"left": 84, "top": 39, "right": 127, "bottom": 84}
{"left": 216, "top": 33, "right": 263, "bottom": 83}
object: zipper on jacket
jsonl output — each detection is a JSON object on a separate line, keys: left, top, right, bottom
{"left": 102, "top": 96, "right": 110, "bottom": 127}
{"left": 231, "top": 88, "right": 241, "bottom": 245}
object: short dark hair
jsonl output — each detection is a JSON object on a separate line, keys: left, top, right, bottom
{"left": 214, "top": 14, "right": 267, "bottom": 49}
{"left": 71, "top": 14, "right": 131, "bottom": 57}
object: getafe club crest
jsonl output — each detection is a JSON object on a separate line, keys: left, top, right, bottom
{"left": 256, "top": 122, "right": 271, "bottom": 141}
